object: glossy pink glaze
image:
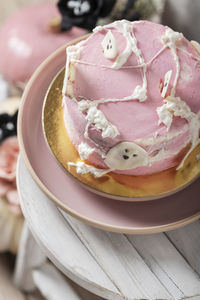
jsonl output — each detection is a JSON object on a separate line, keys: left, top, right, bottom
{"left": 64, "top": 21, "right": 200, "bottom": 175}
{"left": 0, "top": 3, "right": 86, "bottom": 83}
{"left": 19, "top": 46, "right": 200, "bottom": 230}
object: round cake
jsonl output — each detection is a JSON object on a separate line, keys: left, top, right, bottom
{"left": 62, "top": 20, "right": 200, "bottom": 177}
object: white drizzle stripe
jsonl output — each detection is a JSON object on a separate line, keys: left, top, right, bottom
{"left": 71, "top": 45, "right": 167, "bottom": 70}
{"left": 162, "top": 28, "right": 182, "bottom": 96}
{"left": 157, "top": 96, "right": 200, "bottom": 169}
{"left": 70, "top": 44, "right": 200, "bottom": 71}
{"left": 177, "top": 46, "right": 200, "bottom": 61}
{"left": 78, "top": 142, "right": 105, "bottom": 160}
{"left": 68, "top": 137, "right": 191, "bottom": 177}
{"left": 135, "top": 125, "right": 189, "bottom": 145}
{"left": 62, "top": 40, "right": 87, "bottom": 97}
{"left": 148, "top": 138, "right": 190, "bottom": 164}
{"left": 68, "top": 161, "right": 111, "bottom": 177}
{"left": 78, "top": 143, "right": 94, "bottom": 160}
{"left": 83, "top": 122, "right": 102, "bottom": 148}
{"left": 83, "top": 122, "right": 103, "bottom": 148}
{"left": 85, "top": 106, "right": 119, "bottom": 139}
{"left": 62, "top": 48, "right": 70, "bottom": 97}
{"left": 111, "top": 21, "right": 136, "bottom": 69}
{"left": 71, "top": 98, "right": 117, "bottom": 148}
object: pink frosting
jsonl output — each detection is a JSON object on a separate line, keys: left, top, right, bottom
{"left": 0, "top": 3, "right": 86, "bottom": 84}
{"left": 0, "top": 137, "right": 21, "bottom": 215}
{"left": 64, "top": 21, "right": 200, "bottom": 175}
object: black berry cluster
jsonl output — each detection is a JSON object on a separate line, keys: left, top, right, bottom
{"left": 0, "top": 111, "right": 18, "bottom": 143}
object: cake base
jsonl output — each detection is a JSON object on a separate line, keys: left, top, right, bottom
{"left": 43, "top": 69, "right": 200, "bottom": 201}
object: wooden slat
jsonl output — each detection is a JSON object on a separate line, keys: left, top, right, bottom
{"left": 166, "top": 221, "right": 200, "bottom": 276}
{"left": 33, "top": 263, "right": 82, "bottom": 300}
{"left": 64, "top": 213, "right": 171, "bottom": 300}
{"left": 127, "top": 233, "right": 200, "bottom": 300}
{"left": 184, "top": 297, "right": 200, "bottom": 300}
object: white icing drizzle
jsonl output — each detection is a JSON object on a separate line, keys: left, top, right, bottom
{"left": 85, "top": 106, "right": 119, "bottom": 138}
{"left": 157, "top": 96, "right": 200, "bottom": 169}
{"left": 71, "top": 46, "right": 165, "bottom": 70}
{"left": 68, "top": 161, "right": 111, "bottom": 177}
{"left": 177, "top": 46, "right": 200, "bottom": 61}
{"left": 70, "top": 44, "right": 200, "bottom": 70}
{"left": 148, "top": 138, "right": 190, "bottom": 164}
{"left": 162, "top": 28, "right": 182, "bottom": 96}
{"left": 78, "top": 142, "right": 105, "bottom": 160}
{"left": 62, "top": 40, "right": 85, "bottom": 97}
{"left": 135, "top": 124, "right": 189, "bottom": 145}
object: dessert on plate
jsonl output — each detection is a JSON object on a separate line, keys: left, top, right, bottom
{"left": 62, "top": 20, "right": 200, "bottom": 178}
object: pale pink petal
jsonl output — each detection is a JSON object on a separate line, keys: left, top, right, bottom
{"left": 7, "top": 189, "right": 19, "bottom": 206}
{"left": 0, "top": 136, "right": 19, "bottom": 182}
{"left": 0, "top": 179, "right": 12, "bottom": 196}
{"left": 8, "top": 203, "right": 22, "bottom": 216}
{"left": 0, "top": 136, "right": 21, "bottom": 214}
{"left": 0, "top": 170, "right": 16, "bottom": 181}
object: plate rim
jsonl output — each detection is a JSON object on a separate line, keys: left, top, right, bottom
{"left": 18, "top": 39, "right": 200, "bottom": 234}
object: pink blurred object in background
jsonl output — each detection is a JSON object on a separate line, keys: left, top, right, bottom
{"left": 0, "top": 3, "right": 86, "bottom": 85}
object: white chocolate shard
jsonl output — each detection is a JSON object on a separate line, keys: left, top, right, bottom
{"left": 161, "top": 70, "right": 172, "bottom": 98}
{"left": 191, "top": 40, "right": 200, "bottom": 56}
{"left": 104, "top": 142, "right": 149, "bottom": 170}
{"left": 68, "top": 161, "right": 110, "bottom": 177}
{"left": 101, "top": 30, "right": 117, "bottom": 59}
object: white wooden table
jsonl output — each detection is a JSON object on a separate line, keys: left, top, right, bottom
{"left": 15, "top": 156, "right": 200, "bottom": 300}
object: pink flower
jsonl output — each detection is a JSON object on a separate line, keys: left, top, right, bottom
{"left": 0, "top": 136, "right": 21, "bottom": 215}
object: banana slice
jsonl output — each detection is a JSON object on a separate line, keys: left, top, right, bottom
{"left": 104, "top": 141, "right": 149, "bottom": 170}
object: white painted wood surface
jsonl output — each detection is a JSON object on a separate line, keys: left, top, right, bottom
{"left": 14, "top": 223, "right": 47, "bottom": 292}
{"left": 33, "top": 263, "right": 83, "bottom": 300}
{"left": 13, "top": 220, "right": 102, "bottom": 300}
{"left": 17, "top": 157, "right": 200, "bottom": 300}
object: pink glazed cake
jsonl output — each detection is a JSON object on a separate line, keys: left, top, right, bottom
{"left": 0, "top": 3, "right": 86, "bottom": 85}
{"left": 62, "top": 20, "right": 200, "bottom": 177}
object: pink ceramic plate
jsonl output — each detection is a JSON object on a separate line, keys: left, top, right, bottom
{"left": 18, "top": 42, "right": 200, "bottom": 234}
